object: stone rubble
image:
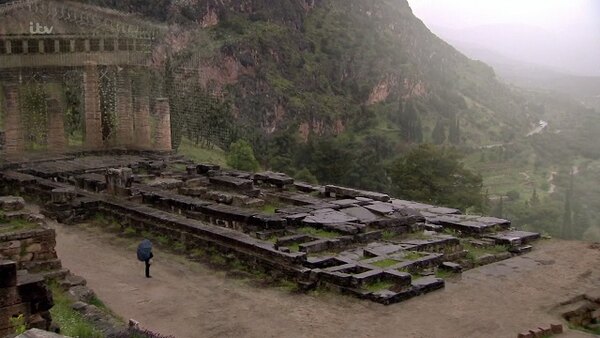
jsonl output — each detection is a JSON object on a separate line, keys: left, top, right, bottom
{"left": 0, "top": 153, "right": 543, "bottom": 305}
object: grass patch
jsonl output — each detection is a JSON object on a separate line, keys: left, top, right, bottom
{"left": 169, "top": 163, "right": 188, "bottom": 172}
{"left": 49, "top": 282, "right": 104, "bottom": 338}
{"left": 403, "top": 251, "right": 425, "bottom": 261}
{"left": 0, "top": 218, "right": 39, "bottom": 234}
{"left": 173, "top": 242, "right": 186, "bottom": 252}
{"left": 156, "top": 235, "right": 170, "bottom": 247}
{"left": 123, "top": 226, "right": 137, "bottom": 237}
{"left": 288, "top": 243, "right": 300, "bottom": 252}
{"left": 463, "top": 242, "right": 508, "bottom": 260}
{"left": 298, "top": 227, "right": 339, "bottom": 239}
{"left": 177, "top": 138, "right": 228, "bottom": 167}
{"left": 435, "top": 269, "right": 456, "bottom": 279}
{"left": 365, "top": 280, "right": 395, "bottom": 293}
{"left": 371, "top": 259, "right": 399, "bottom": 268}
{"left": 88, "top": 296, "right": 107, "bottom": 311}
{"left": 261, "top": 204, "right": 278, "bottom": 214}
{"left": 568, "top": 323, "right": 600, "bottom": 336}
{"left": 381, "top": 230, "right": 396, "bottom": 241}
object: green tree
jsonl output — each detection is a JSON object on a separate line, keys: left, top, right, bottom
{"left": 389, "top": 144, "right": 484, "bottom": 211}
{"left": 530, "top": 187, "right": 540, "bottom": 206}
{"left": 398, "top": 99, "right": 423, "bottom": 143}
{"left": 227, "top": 140, "right": 260, "bottom": 172}
{"left": 294, "top": 168, "right": 318, "bottom": 184}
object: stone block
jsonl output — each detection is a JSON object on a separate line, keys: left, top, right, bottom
{"left": 364, "top": 202, "right": 395, "bottom": 215}
{"left": 294, "top": 182, "right": 319, "bottom": 193}
{"left": 550, "top": 324, "right": 563, "bottom": 334}
{"left": 50, "top": 188, "right": 76, "bottom": 205}
{"left": 341, "top": 206, "right": 378, "bottom": 223}
{"left": 411, "top": 276, "right": 445, "bottom": 294}
{"left": 299, "top": 239, "right": 331, "bottom": 254}
{"left": 440, "top": 262, "right": 462, "bottom": 273}
{"left": 68, "top": 285, "right": 96, "bottom": 303}
{"left": 509, "top": 245, "right": 533, "bottom": 254}
{"left": 254, "top": 171, "right": 294, "bottom": 187}
{"left": 475, "top": 254, "right": 496, "bottom": 266}
{"left": 197, "top": 164, "right": 221, "bottom": 175}
{"left": 0, "top": 196, "right": 25, "bottom": 211}
{"left": 303, "top": 209, "right": 358, "bottom": 226}
{"left": 325, "top": 185, "right": 390, "bottom": 202}
{"left": 209, "top": 176, "right": 254, "bottom": 191}
{"left": 16, "top": 328, "right": 68, "bottom": 338}
{"left": 26, "top": 243, "right": 42, "bottom": 253}
{"left": 517, "top": 332, "right": 533, "bottom": 338}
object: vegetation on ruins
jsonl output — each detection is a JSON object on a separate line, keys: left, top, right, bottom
{"left": 49, "top": 281, "right": 104, "bottom": 338}
{"left": 8, "top": 314, "right": 26, "bottom": 335}
{"left": 226, "top": 139, "right": 260, "bottom": 172}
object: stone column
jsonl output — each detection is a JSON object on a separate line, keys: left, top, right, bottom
{"left": 134, "top": 73, "right": 151, "bottom": 149}
{"left": 105, "top": 168, "right": 133, "bottom": 196}
{"left": 83, "top": 62, "right": 103, "bottom": 149}
{"left": 3, "top": 85, "right": 25, "bottom": 154}
{"left": 115, "top": 69, "right": 134, "bottom": 147}
{"left": 154, "top": 98, "right": 172, "bottom": 151}
{"left": 46, "top": 98, "right": 67, "bottom": 152}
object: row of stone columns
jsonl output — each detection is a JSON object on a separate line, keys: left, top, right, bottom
{"left": 83, "top": 62, "right": 172, "bottom": 151}
{"left": 1, "top": 64, "right": 172, "bottom": 155}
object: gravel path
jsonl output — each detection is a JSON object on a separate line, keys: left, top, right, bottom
{"left": 52, "top": 222, "right": 599, "bottom": 338}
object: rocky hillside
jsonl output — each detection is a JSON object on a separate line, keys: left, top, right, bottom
{"left": 76, "top": 0, "right": 536, "bottom": 147}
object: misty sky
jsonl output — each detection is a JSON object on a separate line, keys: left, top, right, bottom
{"left": 407, "top": 0, "right": 600, "bottom": 76}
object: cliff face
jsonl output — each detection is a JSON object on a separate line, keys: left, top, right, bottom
{"left": 77, "top": 0, "right": 534, "bottom": 145}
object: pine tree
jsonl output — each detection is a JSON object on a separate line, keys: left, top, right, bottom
{"left": 432, "top": 119, "right": 446, "bottom": 144}
{"left": 562, "top": 170, "right": 575, "bottom": 239}
{"left": 530, "top": 187, "right": 540, "bottom": 206}
{"left": 399, "top": 99, "right": 423, "bottom": 143}
{"left": 449, "top": 116, "right": 461, "bottom": 144}
{"left": 494, "top": 196, "right": 504, "bottom": 218}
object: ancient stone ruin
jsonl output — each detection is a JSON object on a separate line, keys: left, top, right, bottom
{"left": 0, "top": 152, "right": 542, "bottom": 305}
{"left": 0, "top": 0, "right": 171, "bottom": 155}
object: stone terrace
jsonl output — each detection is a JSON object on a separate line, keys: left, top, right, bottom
{"left": 0, "top": 153, "right": 542, "bottom": 305}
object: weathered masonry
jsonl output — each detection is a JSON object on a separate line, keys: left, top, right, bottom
{"left": 0, "top": 0, "right": 172, "bottom": 155}
{"left": 0, "top": 153, "right": 542, "bottom": 305}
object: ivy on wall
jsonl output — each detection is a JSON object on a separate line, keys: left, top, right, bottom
{"left": 99, "top": 67, "right": 117, "bottom": 143}
{"left": 19, "top": 84, "right": 49, "bottom": 150}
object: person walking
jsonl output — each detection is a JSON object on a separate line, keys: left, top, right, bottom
{"left": 137, "top": 239, "right": 154, "bottom": 278}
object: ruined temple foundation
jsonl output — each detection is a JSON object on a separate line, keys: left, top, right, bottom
{"left": 2, "top": 85, "right": 24, "bottom": 154}
{"left": 83, "top": 62, "right": 103, "bottom": 149}
{"left": 154, "top": 98, "right": 172, "bottom": 151}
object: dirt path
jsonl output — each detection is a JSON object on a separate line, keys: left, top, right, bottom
{"left": 52, "top": 222, "right": 599, "bottom": 338}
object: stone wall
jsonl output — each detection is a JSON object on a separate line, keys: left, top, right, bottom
{"left": 0, "top": 227, "right": 60, "bottom": 273}
{"left": 0, "top": 196, "right": 61, "bottom": 274}
{"left": 0, "top": 261, "right": 54, "bottom": 336}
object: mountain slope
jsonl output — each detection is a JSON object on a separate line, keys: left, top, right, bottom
{"left": 77, "top": 0, "right": 536, "bottom": 147}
